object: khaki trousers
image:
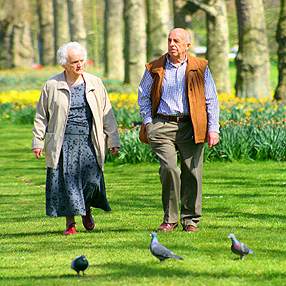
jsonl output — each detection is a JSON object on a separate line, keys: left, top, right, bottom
{"left": 147, "top": 117, "right": 204, "bottom": 227}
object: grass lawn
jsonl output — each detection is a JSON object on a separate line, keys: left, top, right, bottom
{"left": 0, "top": 122, "right": 286, "bottom": 285}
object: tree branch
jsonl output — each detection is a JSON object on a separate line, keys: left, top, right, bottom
{"left": 188, "top": 0, "right": 217, "bottom": 17}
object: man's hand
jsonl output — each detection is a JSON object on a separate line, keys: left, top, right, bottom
{"left": 207, "top": 132, "right": 219, "bottom": 149}
{"left": 32, "top": 148, "right": 43, "bottom": 158}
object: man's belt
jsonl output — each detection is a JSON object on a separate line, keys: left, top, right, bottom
{"left": 157, "top": 114, "right": 191, "bottom": 122}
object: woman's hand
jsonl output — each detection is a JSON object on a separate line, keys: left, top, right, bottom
{"left": 109, "top": 147, "right": 119, "bottom": 155}
{"left": 32, "top": 148, "right": 43, "bottom": 158}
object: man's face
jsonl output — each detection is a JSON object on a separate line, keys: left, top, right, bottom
{"left": 168, "top": 29, "right": 191, "bottom": 61}
{"left": 63, "top": 48, "right": 85, "bottom": 77}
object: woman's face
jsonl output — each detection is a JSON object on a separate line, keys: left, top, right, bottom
{"left": 62, "top": 48, "right": 85, "bottom": 77}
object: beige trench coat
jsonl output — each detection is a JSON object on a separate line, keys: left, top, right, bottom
{"left": 31, "top": 71, "right": 120, "bottom": 170}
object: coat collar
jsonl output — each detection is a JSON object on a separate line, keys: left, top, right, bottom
{"left": 55, "top": 71, "right": 97, "bottom": 93}
{"left": 186, "top": 53, "right": 200, "bottom": 74}
{"left": 56, "top": 71, "right": 69, "bottom": 90}
{"left": 148, "top": 53, "right": 167, "bottom": 76}
{"left": 149, "top": 52, "right": 201, "bottom": 76}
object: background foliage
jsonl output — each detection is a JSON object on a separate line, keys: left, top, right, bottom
{"left": 0, "top": 65, "right": 285, "bottom": 163}
{"left": 0, "top": 0, "right": 280, "bottom": 66}
{"left": 82, "top": 0, "right": 281, "bottom": 62}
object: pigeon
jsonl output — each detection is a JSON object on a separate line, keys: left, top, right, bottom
{"left": 228, "top": 233, "right": 254, "bottom": 260}
{"left": 149, "top": 232, "right": 183, "bottom": 262}
{"left": 71, "top": 255, "right": 89, "bottom": 275}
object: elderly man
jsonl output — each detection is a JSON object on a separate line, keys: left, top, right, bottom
{"left": 138, "top": 28, "right": 219, "bottom": 232}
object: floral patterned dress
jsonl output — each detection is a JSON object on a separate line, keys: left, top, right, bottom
{"left": 45, "top": 82, "right": 111, "bottom": 217}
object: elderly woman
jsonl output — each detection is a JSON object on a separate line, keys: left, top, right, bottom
{"left": 31, "top": 42, "right": 120, "bottom": 235}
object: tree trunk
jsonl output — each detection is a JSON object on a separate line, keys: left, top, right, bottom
{"left": 0, "top": 8, "right": 12, "bottom": 69}
{"left": 274, "top": 0, "right": 286, "bottom": 101}
{"left": 206, "top": 0, "right": 230, "bottom": 94}
{"left": 104, "top": 0, "right": 124, "bottom": 80}
{"left": 173, "top": 0, "right": 195, "bottom": 56}
{"left": 1, "top": 0, "right": 34, "bottom": 69}
{"left": 67, "top": 0, "right": 87, "bottom": 47}
{"left": 146, "top": 0, "right": 170, "bottom": 62}
{"left": 10, "top": 0, "right": 34, "bottom": 69}
{"left": 188, "top": 0, "right": 231, "bottom": 94}
{"left": 53, "top": 0, "right": 70, "bottom": 60}
{"left": 91, "top": 0, "right": 99, "bottom": 69}
{"left": 11, "top": 21, "right": 34, "bottom": 69}
{"left": 124, "top": 0, "right": 146, "bottom": 85}
{"left": 235, "top": 0, "right": 271, "bottom": 98}
{"left": 37, "top": 0, "right": 54, "bottom": 66}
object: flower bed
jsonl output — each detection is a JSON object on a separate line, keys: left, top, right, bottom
{"left": 1, "top": 90, "right": 285, "bottom": 162}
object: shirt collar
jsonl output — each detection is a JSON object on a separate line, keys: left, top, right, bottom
{"left": 166, "top": 54, "right": 188, "bottom": 67}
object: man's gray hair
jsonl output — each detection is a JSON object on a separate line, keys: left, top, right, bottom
{"left": 57, "top": 42, "right": 87, "bottom": 66}
{"left": 186, "top": 33, "right": 191, "bottom": 44}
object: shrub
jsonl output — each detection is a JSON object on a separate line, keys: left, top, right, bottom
{"left": 106, "top": 126, "right": 158, "bottom": 164}
{"left": 1, "top": 89, "right": 286, "bottom": 162}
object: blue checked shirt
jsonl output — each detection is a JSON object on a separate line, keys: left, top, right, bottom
{"left": 138, "top": 54, "right": 220, "bottom": 133}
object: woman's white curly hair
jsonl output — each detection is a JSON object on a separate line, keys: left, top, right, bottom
{"left": 57, "top": 42, "right": 87, "bottom": 66}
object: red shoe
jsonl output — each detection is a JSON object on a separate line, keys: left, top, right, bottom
{"left": 82, "top": 210, "right": 94, "bottom": 230}
{"left": 64, "top": 222, "right": 76, "bottom": 235}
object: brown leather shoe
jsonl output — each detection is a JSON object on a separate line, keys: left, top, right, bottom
{"left": 184, "top": 225, "right": 199, "bottom": 232}
{"left": 158, "top": 222, "right": 178, "bottom": 232}
{"left": 82, "top": 210, "right": 94, "bottom": 230}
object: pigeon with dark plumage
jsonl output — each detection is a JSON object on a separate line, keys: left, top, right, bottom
{"left": 228, "top": 233, "right": 254, "bottom": 260}
{"left": 71, "top": 255, "right": 89, "bottom": 275}
{"left": 149, "top": 232, "right": 183, "bottom": 262}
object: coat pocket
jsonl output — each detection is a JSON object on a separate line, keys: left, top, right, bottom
{"left": 44, "top": 132, "right": 55, "bottom": 156}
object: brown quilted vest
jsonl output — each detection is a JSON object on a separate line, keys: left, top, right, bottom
{"left": 139, "top": 52, "right": 208, "bottom": 144}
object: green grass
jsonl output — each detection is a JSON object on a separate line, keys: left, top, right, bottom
{"left": 0, "top": 122, "right": 286, "bottom": 285}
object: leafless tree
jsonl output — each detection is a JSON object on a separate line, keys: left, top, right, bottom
{"left": 235, "top": 0, "right": 271, "bottom": 98}
{"left": 188, "top": 0, "right": 231, "bottom": 94}
{"left": 104, "top": 0, "right": 124, "bottom": 80}
{"left": 124, "top": 0, "right": 146, "bottom": 85}
{"left": 37, "top": 0, "right": 54, "bottom": 66}
{"left": 146, "top": 0, "right": 171, "bottom": 61}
